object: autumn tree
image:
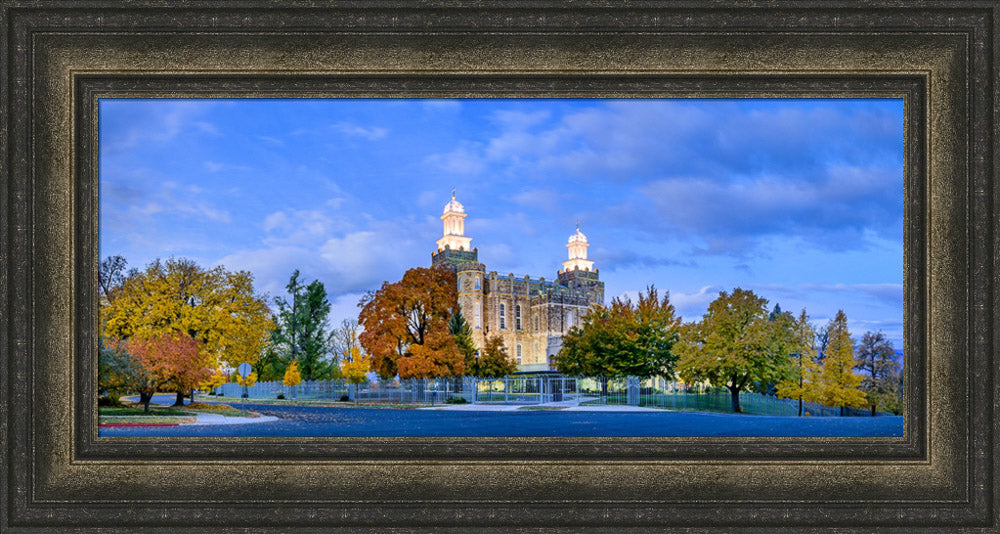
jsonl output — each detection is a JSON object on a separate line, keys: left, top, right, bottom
{"left": 471, "top": 335, "right": 518, "bottom": 378}
{"left": 775, "top": 309, "right": 822, "bottom": 416}
{"left": 358, "top": 266, "right": 465, "bottom": 379}
{"left": 283, "top": 360, "right": 302, "bottom": 399}
{"left": 554, "top": 286, "right": 681, "bottom": 380}
{"left": 102, "top": 258, "right": 275, "bottom": 405}
{"left": 200, "top": 368, "right": 227, "bottom": 395}
{"left": 855, "top": 330, "right": 901, "bottom": 415}
{"left": 818, "top": 310, "right": 867, "bottom": 415}
{"left": 341, "top": 348, "right": 371, "bottom": 403}
{"left": 272, "top": 270, "right": 335, "bottom": 381}
{"left": 676, "top": 288, "right": 794, "bottom": 413}
{"left": 124, "top": 332, "right": 211, "bottom": 412}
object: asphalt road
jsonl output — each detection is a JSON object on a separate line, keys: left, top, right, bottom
{"left": 100, "top": 399, "right": 904, "bottom": 438}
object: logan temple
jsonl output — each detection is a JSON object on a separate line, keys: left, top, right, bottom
{"left": 431, "top": 193, "right": 605, "bottom": 372}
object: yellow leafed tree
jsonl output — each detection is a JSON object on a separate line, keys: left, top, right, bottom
{"left": 818, "top": 310, "right": 866, "bottom": 415}
{"left": 235, "top": 371, "right": 258, "bottom": 387}
{"left": 775, "top": 309, "right": 823, "bottom": 416}
{"left": 102, "top": 258, "right": 275, "bottom": 403}
{"left": 283, "top": 360, "right": 302, "bottom": 386}
{"left": 201, "top": 368, "right": 227, "bottom": 392}
{"left": 341, "top": 348, "right": 371, "bottom": 404}
{"left": 282, "top": 360, "right": 302, "bottom": 399}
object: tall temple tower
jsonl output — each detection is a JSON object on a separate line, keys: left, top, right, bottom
{"left": 561, "top": 224, "right": 595, "bottom": 273}
{"left": 435, "top": 190, "right": 472, "bottom": 253}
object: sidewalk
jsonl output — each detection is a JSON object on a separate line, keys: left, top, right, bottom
{"left": 190, "top": 413, "right": 279, "bottom": 425}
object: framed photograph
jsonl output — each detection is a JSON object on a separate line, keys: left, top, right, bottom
{"left": 2, "top": 1, "right": 996, "bottom": 531}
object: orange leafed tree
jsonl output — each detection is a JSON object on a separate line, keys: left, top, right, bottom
{"left": 124, "top": 332, "right": 213, "bottom": 412}
{"left": 358, "top": 266, "right": 465, "bottom": 379}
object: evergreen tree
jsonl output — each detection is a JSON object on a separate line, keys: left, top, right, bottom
{"left": 449, "top": 308, "right": 477, "bottom": 373}
{"left": 272, "top": 270, "right": 333, "bottom": 381}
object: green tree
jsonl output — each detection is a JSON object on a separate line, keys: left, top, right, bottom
{"left": 449, "top": 309, "right": 477, "bottom": 371}
{"left": 449, "top": 308, "right": 477, "bottom": 389}
{"left": 818, "top": 310, "right": 867, "bottom": 415}
{"left": 855, "top": 330, "right": 901, "bottom": 415}
{"left": 676, "top": 288, "right": 794, "bottom": 413}
{"left": 554, "top": 286, "right": 681, "bottom": 379}
{"left": 97, "top": 338, "right": 148, "bottom": 405}
{"left": 272, "top": 270, "right": 334, "bottom": 381}
{"left": 471, "top": 335, "right": 518, "bottom": 378}
{"left": 775, "top": 309, "right": 822, "bottom": 416}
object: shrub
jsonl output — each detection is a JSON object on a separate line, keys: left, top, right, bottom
{"left": 98, "top": 395, "right": 124, "bottom": 407}
{"left": 445, "top": 396, "right": 468, "bottom": 404}
{"left": 340, "top": 395, "right": 350, "bottom": 402}
{"left": 276, "top": 393, "right": 285, "bottom": 400}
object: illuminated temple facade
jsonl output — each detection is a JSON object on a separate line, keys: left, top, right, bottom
{"left": 431, "top": 193, "right": 605, "bottom": 372}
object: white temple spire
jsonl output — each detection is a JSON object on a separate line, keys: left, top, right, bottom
{"left": 436, "top": 191, "right": 472, "bottom": 252}
{"left": 561, "top": 224, "right": 595, "bottom": 272}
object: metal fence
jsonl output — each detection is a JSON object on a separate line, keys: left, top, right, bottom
{"left": 213, "top": 375, "right": 884, "bottom": 416}
{"left": 577, "top": 377, "right": 888, "bottom": 417}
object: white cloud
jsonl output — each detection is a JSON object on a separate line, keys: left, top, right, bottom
{"left": 101, "top": 101, "right": 219, "bottom": 155}
{"left": 669, "top": 285, "right": 720, "bottom": 318}
{"left": 333, "top": 122, "right": 388, "bottom": 141}
{"left": 424, "top": 143, "right": 487, "bottom": 175}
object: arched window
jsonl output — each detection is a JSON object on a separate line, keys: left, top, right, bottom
{"left": 515, "top": 304, "right": 522, "bottom": 330}
{"left": 474, "top": 277, "right": 480, "bottom": 290}
{"left": 499, "top": 303, "right": 506, "bottom": 329}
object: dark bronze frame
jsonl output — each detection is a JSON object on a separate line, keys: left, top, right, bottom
{"left": 1, "top": 2, "right": 996, "bottom": 531}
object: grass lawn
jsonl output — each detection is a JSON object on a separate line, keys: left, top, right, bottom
{"left": 98, "top": 402, "right": 258, "bottom": 425}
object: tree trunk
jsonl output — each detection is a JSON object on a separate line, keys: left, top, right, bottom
{"left": 798, "top": 396, "right": 803, "bottom": 417}
{"left": 140, "top": 390, "right": 153, "bottom": 413}
{"left": 871, "top": 404, "right": 876, "bottom": 416}
{"left": 840, "top": 405, "right": 845, "bottom": 417}
{"left": 190, "top": 388, "right": 196, "bottom": 403}
{"left": 173, "top": 390, "right": 185, "bottom": 406}
{"left": 729, "top": 386, "right": 742, "bottom": 413}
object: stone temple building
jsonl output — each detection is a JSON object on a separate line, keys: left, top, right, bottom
{"left": 431, "top": 193, "right": 605, "bottom": 372}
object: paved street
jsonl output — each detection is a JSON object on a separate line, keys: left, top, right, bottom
{"left": 100, "top": 398, "right": 904, "bottom": 438}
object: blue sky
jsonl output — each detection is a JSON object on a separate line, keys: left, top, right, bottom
{"left": 100, "top": 98, "right": 905, "bottom": 347}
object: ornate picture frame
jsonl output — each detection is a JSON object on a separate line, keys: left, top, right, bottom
{"left": 1, "top": 2, "right": 995, "bottom": 531}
